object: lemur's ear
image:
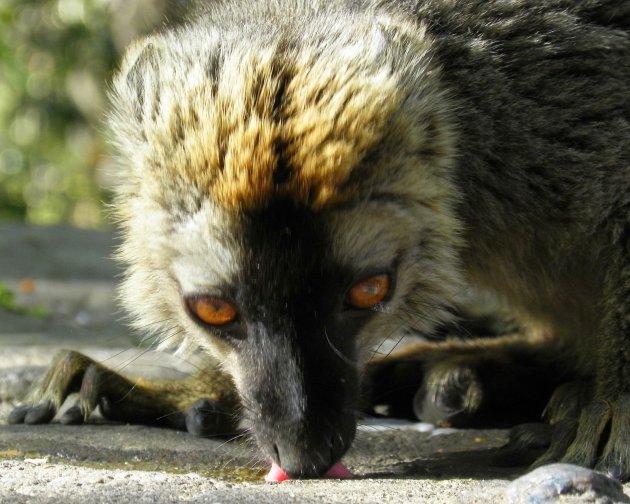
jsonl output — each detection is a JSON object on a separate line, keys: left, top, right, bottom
{"left": 118, "top": 38, "right": 162, "bottom": 125}
{"left": 108, "top": 36, "right": 168, "bottom": 159}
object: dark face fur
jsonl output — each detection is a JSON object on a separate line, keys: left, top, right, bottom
{"left": 186, "top": 200, "right": 388, "bottom": 477}
{"left": 150, "top": 190, "right": 457, "bottom": 478}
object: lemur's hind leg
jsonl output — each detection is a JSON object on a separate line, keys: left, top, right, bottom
{"left": 8, "top": 350, "right": 239, "bottom": 437}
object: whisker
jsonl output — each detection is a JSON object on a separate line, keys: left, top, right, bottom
{"left": 323, "top": 327, "right": 355, "bottom": 367}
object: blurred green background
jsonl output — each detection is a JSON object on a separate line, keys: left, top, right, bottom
{"left": 0, "top": 0, "right": 190, "bottom": 228}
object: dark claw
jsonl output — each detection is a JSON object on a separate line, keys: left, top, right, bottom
{"left": 507, "top": 422, "right": 553, "bottom": 450}
{"left": 23, "top": 402, "right": 56, "bottom": 424}
{"left": 185, "top": 399, "right": 229, "bottom": 437}
{"left": 60, "top": 405, "right": 84, "bottom": 425}
{"left": 7, "top": 405, "right": 29, "bottom": 424}
{"left": 533, "top": 417, "right": 578, "bottom": 468}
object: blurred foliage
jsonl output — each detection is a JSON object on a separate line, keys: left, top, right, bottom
{"left": 0, "top": 280, "right": 49, "bottom": 318}
{"left": 0, "top": 0, "right": 189, "bottom": 228}
{"left": 0, "top": 0, "right": 118, "bottom": 227}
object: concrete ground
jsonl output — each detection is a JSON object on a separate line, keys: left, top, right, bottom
{"left": 1, "top": 221, "right": 629, "bottom": 503}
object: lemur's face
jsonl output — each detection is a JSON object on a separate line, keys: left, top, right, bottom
{"left": 111, "top": 12, "right": 463, "bottom": 477}
{"left": 169, "top": 199, "right": 415, "bottom": 477}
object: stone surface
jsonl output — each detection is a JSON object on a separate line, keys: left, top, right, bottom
{"left": 0, "top": 420, "right": 513, "bottom": 503}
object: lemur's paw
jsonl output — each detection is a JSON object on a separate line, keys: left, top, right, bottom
{"left": 8, "top": 350, "right": 104, "bottom": 425}
{"left": 414, "top": 363, "right": 482, "bottom": 427}
{"left": 531, "top": 387, "right": 630, "bottom": 482}
{"left": 563, "top": 395, "right": 630, "bottom": 482}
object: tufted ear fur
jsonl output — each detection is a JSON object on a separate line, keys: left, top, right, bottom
{"left": 123, "top": 41, "right": 161, "bottom": 125}
{"left": 109, "top": 38, "right": 163, "bottom": 150}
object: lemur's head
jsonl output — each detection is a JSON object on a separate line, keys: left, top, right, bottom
{"left": 109, "top": 3, "right": 462, "bottom": 477}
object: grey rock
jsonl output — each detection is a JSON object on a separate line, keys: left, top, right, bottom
{"left": 504, "top": 463, "right": 630, "bottom": 504}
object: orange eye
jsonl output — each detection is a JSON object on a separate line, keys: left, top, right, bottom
{"left": 346, "top": 274, "right": 391, "bottom": 309}
{"left": 187, "top": 296, "right": 237, "bottom": 326}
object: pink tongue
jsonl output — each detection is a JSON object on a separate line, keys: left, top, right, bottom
{"left": 264, "top": 461, "right": 353, "bottom": 482}
{"left": 324, "top": 462, "right": 354, "bottom": 479}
